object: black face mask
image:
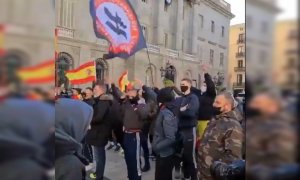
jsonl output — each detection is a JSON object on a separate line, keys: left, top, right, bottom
{"left": 129, "top": 96, "right": 139, "bottom": 104}
{"left": 246, "top": 107, "right": 262, "bottom": 118}
{"left": 180, "top": 86, "right": 189, "bottom": 93}
{"left": 212, "top": 106, "right": 222, "bottom": 116}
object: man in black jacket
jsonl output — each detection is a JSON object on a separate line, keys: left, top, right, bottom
{"left": 196, "top": 73, "right": 216, "bottom": 139}
{"left": 177, "top": 78, "right": 200, "bottom": 180}
{"left": 86, "top": 83, "right": 114, "bottom": 180}
{"left": 83, "top": 87, "right": 95, "bottom": 107}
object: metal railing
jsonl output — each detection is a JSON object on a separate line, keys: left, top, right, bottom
{"left": 233, "top": 82, "right": 245, "bottom": 88}
{"left": 234, "top": 67, "right": 246, "bottom": 72}
{"left": 166, "top": 48, "right": 179, "bottom": 58}
{"left": 147, "top": 43, "right": 160, "bottom": 53}
{"left": 57, "top": 26, "right": 74, "bottom": 38}
{"left": 236, "top": 52, "right": 245, "bottom": 58}
{"left": 237, "top": 39, "right": 245, "bottom": 44}
{"left": 183, "top": 53, "right": 196, "bottom": 61}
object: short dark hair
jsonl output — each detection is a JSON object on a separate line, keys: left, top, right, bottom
{"left": 93, "top": 82, "right": 107, "bottom": 92}
{"left": 181, "top": 78, "right": 192, "bottom": 85}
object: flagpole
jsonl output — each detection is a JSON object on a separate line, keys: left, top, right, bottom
{"left": 146, "top": 45, "right": 154, "bottom": 87}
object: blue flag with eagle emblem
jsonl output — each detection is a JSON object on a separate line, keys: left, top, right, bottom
{"left": 90, "top": 0, "right": 147, "bottom": 59}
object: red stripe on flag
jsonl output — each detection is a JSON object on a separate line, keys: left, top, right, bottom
{"left": 69, "top": 76, "right": 96, "bottom": 85}
{"left": 66, "top": 61, "right": 95, "bottom": 73}
{"left": 23, "top": 76, "right": 55, "bottom": 84}
{"left": 18, "top": 60, "right": 54, "bottom": 72}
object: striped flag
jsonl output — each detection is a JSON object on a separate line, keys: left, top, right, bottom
{"left": 17, "top": 60, "right": 55, "bottom": 84}
{"left": 118, "top": 70, "right": 130, "bottom": 92}
{"left": 65, "top": 61, "right": 96, "bottom": 85}
{"left": 0, "top": 24, "right": 5, "bottom": 56}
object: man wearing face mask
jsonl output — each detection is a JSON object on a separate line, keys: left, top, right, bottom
{"left": 121, "top": 84, "right": 149, "bottom": 180}
{"left": 177, "top": 78, "right": 199, "bottom": 180}
{"left": 246, "top": 92, "right": 296, "bottom": 179}
{"left": 197, "top": 91, "right": 244, "bottom": 180}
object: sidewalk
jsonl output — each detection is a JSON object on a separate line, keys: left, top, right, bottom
{"left": 86, "top": 148, "right": 155, "bottom": 180}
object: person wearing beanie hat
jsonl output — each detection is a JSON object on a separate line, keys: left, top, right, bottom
{"left": 153, "top": 87, "right": 178, "bottom": 180}
{"left": 163, "top": 79, "right": 175, "bottom": 88}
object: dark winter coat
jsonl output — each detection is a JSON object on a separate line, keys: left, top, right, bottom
{"left": 142, "top": 86, "right": 159, "bottom": 135}
{"left": 55, "top": 98, "right": 93, "bottom": 180}
{"left": 86, "top": 94, "right": 115, "bottom": 147}
{"left": 152, "top": 102, "right": 178, "bottom": 157}
{"left": 178, "top": 92, "right": 199, "bottom": 129}
{"left": 197, "top": 73, "right": 216, "bottom": 121}
{"left": 0, "top": 98, "right": 54, "bottom": 180}
{"left": 83, "top": 97, "right": 95, "bottom": 107}
{"left": 121, "top": 101, "right": 150, "bottom": 130}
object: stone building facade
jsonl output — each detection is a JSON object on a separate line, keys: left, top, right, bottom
{"left": 228, "top": 23, "right": 245, "bottom": 94}
{"left": 273, "top": 20, "right": 298, "bottom": 94}
{"left": 56, "top": 0, "right": 234, "bottom": 88}
{"left": 246, "top": 0, "right": 279, "bottom": 86}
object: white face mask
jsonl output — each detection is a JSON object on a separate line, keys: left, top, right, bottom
{"left": 200, "top": 86, "right": 207, "bottom": 93}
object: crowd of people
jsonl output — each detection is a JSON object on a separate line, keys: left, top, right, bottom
{"left": 54, "top": 73, "right": 248, "bottom": 180}
{"left": 1, "top": 64, "right": 298, "bottom": 180}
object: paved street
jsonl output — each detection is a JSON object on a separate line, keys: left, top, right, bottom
{"left": 86, "top": 148, "right": 156, "bottom": 180}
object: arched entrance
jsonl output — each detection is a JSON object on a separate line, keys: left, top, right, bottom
{"left": 56, "top": 52, "right": 73, "bottom": 88}
{"left": 95, "top": 58, "right": 108, "bottom": 82}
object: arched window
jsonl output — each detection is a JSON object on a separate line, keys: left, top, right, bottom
{"left": 56, "top": 52, "right": 73, "bottom": 88}
{"left": 165, "top": 65, "right": 176, "bottom": 83}
{"left": 95, "top": 58, "right": 108, "bottom": 82}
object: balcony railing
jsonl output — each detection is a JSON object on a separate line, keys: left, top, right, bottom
{"left": 166, "top": 48, "right": 179, "bottom": 58}
{"left": 236, "top": 52, "right": 245, "bottom": 58}
{"left": 147, "top": 43, "right": 160, "bottom": 53}
{"left": 57, "top": 26, "right": 74, "bottom": 38}
{"left": 233, "top": 82, "right": 245, "bottom": 88}
{"left": 234, "top": 67, "right": 246, "bottom": 72}
{"left": 237, "top": 39, "right": 245, "bottom": 44}
{"left": 183, "top": 53, "right": 196, "bottom": 61}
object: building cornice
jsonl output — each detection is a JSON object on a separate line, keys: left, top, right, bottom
{"left": 200, "top": 0, "right": 235, "bottom": 19}
{"left": 247, "top": 0, "right": 280, "bottom": 14}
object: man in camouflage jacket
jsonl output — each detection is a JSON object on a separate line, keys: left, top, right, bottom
{"left": 197, "top": 92, "right": 244, "bottom": 180}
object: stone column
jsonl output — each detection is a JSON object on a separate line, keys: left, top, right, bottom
{"left": 191, "top": 4, "right": 198, "bottom": 54}
{"left": 155, "top": 0, "right": 165, "bottom": 45}
{"left": 175, "top": 0, "right": 184, "bottom": 50}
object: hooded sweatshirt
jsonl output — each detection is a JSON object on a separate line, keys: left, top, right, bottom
{"left": 0, "top": 98, "right": 54, "bottom": 180}
{"left": 55, "top": 98, "right": 93, "bottom": 180}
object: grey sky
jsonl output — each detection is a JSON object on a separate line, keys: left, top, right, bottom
{"left": 226, "top": 0, "right": 245, "bottom": 25}
{"left": 225, "top": 0, "right": 297, "bottom": 25}
{"left": 276, "top": 0, "right": 298, "bottom": 20}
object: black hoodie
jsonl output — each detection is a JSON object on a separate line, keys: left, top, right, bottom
{"left": 197, "top": 73, "right": 217, "bottom": 121}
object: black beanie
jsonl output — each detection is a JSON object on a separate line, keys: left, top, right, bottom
{"left": 157, "top": 87, "right": 175, "bottom": 104}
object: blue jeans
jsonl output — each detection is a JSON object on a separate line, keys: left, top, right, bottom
{"left": 93, "top": 146, "right": 106, "bottom": 180}
{"left": 123, "top": 132, "right": 142, "bottom": 180}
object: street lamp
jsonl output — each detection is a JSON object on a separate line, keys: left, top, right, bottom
{"left": 160, "top": 62, "right": 176, "bottom": 82}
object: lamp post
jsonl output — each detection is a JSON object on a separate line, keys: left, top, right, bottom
{"left": 160, "top": 62, "right": 176, "bottom": 82}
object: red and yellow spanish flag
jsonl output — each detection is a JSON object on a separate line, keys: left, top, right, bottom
{"left": 17, "top": 60, "right": 55, "bottom": 84}
{"left": 118, "top": 70, "right": 130, "bottom": 92}
{"left": 0, "top": 24, "right": 5, "bottom": 56}
{"left": 65, "top": 61, "right": 96, "bottom": 85}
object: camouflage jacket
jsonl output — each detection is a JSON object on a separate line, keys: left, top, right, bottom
{"left": 197, "top": 109, "right": 244, "bottom": 180}
{"left": 246, "top": 112, "right": 296, "bottom": 169}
